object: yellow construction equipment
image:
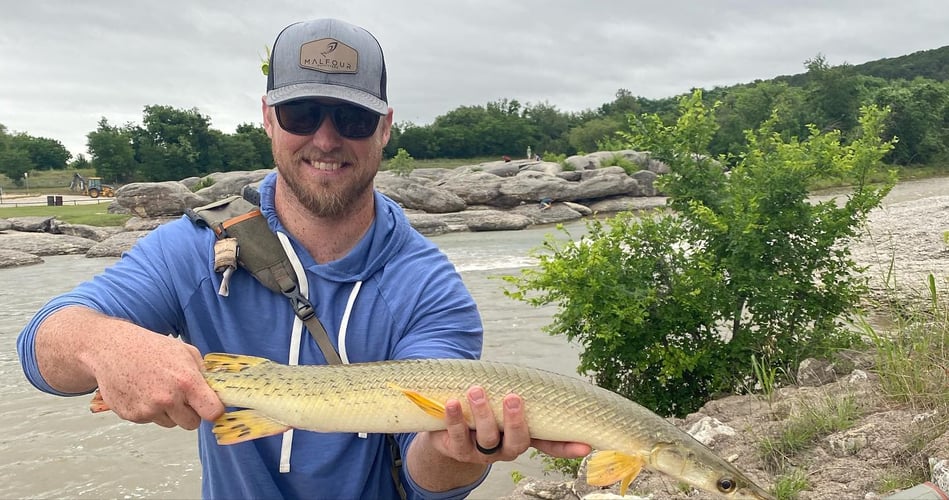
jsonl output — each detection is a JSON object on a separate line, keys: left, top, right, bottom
{"left": 85, "top": 177, "right": 114, "bottom": 198}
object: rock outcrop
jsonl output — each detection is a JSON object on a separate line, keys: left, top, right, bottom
{"left": 0, "top": 151, "right": 669, "bottom": 267}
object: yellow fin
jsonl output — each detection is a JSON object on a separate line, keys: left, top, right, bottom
{"left": 89, "top": 390, "right": 109, "bottom": 413}
{"left": 204, "top": 353, "right": 270, "bottom": 373}
{"left": 585, "top": 450, "right": 644, "bottom": 496}
{"left": 212, "top": 409, "right": 291, "bottom": 445}
{"left": 388, "top": 383, "right": 447, "bottom": 419}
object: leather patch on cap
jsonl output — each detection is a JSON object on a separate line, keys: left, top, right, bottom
{"left": 299, "top": 38, "right": 358, "bottom": 74}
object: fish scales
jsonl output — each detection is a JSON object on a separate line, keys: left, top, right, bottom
{"left": 209, "top": 358, "right": 691, "bottom": 458}
{"left": 140, "top": 354, "right": 775, "bottom": 499}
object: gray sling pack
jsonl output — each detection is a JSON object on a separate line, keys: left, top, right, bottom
{"left": 186, "top": 188, "right": 407, "bottom": 500}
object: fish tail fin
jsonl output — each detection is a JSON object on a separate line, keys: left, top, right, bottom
{"left": 586, "top": 450, "right": 644, "bottom": 496}
{"left": 89, "top": 390, "right": 110, "bottom": 413}
{"left": 388, "top": 383, "right": 447, "bottom": 419}
{"left": 204, "top": 353, "right": 271, "bottom": 373}
{"left": 212, "top": 409, "right": 292, "bottom": 445}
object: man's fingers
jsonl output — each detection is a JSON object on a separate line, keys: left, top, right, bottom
{"left": 499, "top": 394, "right": 530, "bottom": 452}
{"left": 166, "top": 402, "right": 203, "bottom": 430}
{"left": 443, "top": 398, "right": 472, "bottom": 450}
{"left": 467, "top": 386, "right": 501, "bottom": 453}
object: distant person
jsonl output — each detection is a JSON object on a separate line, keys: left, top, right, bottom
{"left": 17, "top": 18, "right": 589, "bottom": 500}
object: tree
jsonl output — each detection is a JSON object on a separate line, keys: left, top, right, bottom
{"left": 87, "top": 118, "right": 138, "bottom": 182}
{"left": 385, "top": 148, "right": 415, "bottom": 176}
{"left": 803, "top": 54, "right": 864, "bottom": 133}
{"left": 234, "top": 123, "right": 273, "bottom": 169}
{"left": 0, "top": 146, "right": 34, "bottom": 186}
{"left": 19, "top": 136, "right": 71, "bottom": 170}
{"left": 874, "top": 78, "right": 949, "bottom": 165}
{"left": 134, "top": 105, "right": 214, "bottom": 181}
{"left": 567, "top": 116, "right": 624, "bottom": 153}
{"left": 505, "top": 90, "right": 896, "bottom": 416}
{"left": 69, "top": 153, "right": 91, "bottom": 170}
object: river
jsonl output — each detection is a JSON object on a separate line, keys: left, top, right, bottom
{"left": 0, "top": 219, "right": 590, "bottom": 499}
{"left": 2, "top": 176, "right": 945, "bottom": 499}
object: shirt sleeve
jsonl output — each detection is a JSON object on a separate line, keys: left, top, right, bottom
{"left": 16, "top": 219, "right": 212, "bottom": 395}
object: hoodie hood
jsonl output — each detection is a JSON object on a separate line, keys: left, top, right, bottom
{"left": 256, "top": 172, "right": 411, "bottom": 283}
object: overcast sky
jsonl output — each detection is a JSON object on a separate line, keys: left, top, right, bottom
{"left": 2, "top": 1, "right": 947, "bottom": 157}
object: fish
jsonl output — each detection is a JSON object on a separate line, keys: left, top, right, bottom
{"left": 91, "top": 353, "right": 774, "bottom": 499}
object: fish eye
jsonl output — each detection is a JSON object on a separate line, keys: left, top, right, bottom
{"left": 717, "top": 477, "right": 737, "bottom": 493}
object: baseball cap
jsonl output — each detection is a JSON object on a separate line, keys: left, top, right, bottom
{"left": 265, "top": 19, "right": 388, "bottom": 115}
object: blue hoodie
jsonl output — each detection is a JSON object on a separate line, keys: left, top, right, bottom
{"left": 17, "top": 172, "right": 486, "bottom": 499}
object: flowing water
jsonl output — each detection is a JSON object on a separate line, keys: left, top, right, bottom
{"left": 0, "top": 220, "right": 589, "bottom": 499}
{"left": 2, "top": 176, "right": 944, "bottom": 499}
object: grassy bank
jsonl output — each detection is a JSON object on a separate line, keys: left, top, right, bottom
{"left": 0, "top": 202, "right": 130, "bottom": 226}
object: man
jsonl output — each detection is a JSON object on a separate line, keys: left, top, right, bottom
{"left": 17, "top": 18, "right": 589, "bottom": 499}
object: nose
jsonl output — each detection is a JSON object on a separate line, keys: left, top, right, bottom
{"left": 309, "top": 114, "right": 343, "bottom": 151}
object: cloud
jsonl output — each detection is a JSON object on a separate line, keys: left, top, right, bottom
{"left": 1, "top": 0, "right": 946, "bottom": 156}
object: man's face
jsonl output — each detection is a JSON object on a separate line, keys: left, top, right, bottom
{"left": 262, "top": 97, "right": 393, "bottom": 217}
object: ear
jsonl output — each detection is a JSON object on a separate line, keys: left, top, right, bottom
{"left": 261, "top": 96, "right": 275, "bottom": 138}
{"left": 379, "top": 108, "right": 394, "bottom": 146}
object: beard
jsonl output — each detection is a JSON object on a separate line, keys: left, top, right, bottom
{"left": 273, "top": 141, "right": 382, "bottom": 218}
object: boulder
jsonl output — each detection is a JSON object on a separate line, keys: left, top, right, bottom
{"left": 587, "top": 196, "right": 667, "bottom": 214}
{"left": 113, "top": 181, "right": 210, "bottom": 217}
{"left": 631, "top": 169, "right": 660, "bottom": 196}
{"left": 86, "top": 231, "right": 151, "bottom": 258}
{"left": 0, "top": 248, "right": 44, "bottom": 268}
{"left": 375, "top": 175, "right": 467, "bottom": 213}
{"left": 0, "top": 231, "right": 96, "bottom": 256}
{"left": 462, "top": 211, "right": 532, "bottom": 232}
{"left": 510, "top": 203, "right": 584, "bottom": 225}
{"left": 193, "top": 169, "right": 272, "bottom": 201}
{"left": 404, "top": 213, "right": 452, "bottom": 236}
{"left": 567, "top": 172, "right": 639, "bottom": 201}
{"left": 797, "top": 358, "right": 838, "bottom": 387}
{"left": 438, "top": 171, "right": 504, "bottom": 205}
{"left": 0, "top": 218, "right": 12, "bottom": 231}
{"left": 494, "top": 171, "right": 572, "bottom": 207}
{"left": 7, "top": 216, "right": 55, "bottom": 233}
{"left": 53, "top": 222, "right": 124, "bottom": 242}
{"left": 578, "top": 166, "right": 628, "bottom": 180}
{"left": 479, "top": 161, "right": 522, "bottom": 177}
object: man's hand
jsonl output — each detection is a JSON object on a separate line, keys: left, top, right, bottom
{"left": 89, "top": 333, "right": 224, "bottom": 429}
{"left": 36, "top": 306, "right": 224, "bottom": 430}
{"left": 406, "top": 385, "right": 592, "bottom": 493}
{"left": 433, "top": 385, "right": 592, "bottom": 463}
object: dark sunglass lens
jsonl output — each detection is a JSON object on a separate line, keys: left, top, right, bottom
{"left": 333, "top": 106, "right": 381, "bottom": 139}
{"left": 276, "top": 101, "right": 323, "bottom": 135}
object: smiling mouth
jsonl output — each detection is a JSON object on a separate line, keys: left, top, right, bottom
{"left": 304, "top": 159, "right": 347, "bottom": 171}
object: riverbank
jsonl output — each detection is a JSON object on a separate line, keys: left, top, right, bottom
{"left": 503, "top": 178, "right": 949, "bottom": 499}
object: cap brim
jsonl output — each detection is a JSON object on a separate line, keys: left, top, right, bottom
{"left": 266, "top": 83, "right": 388, "bottom": 114}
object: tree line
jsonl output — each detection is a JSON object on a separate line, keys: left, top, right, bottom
{"left": 1, "top": 47, "right": 947, "bottom": 186}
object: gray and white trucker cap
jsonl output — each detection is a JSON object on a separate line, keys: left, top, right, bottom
{"left": 265, "top": 19, "right": 388, "bottom": 115}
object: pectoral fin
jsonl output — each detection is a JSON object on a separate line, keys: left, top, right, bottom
{"left": 204, "top": 353, "right": 271, "bottom": 373}
{"left": 212, "top": 409, "right": 291, "bottom": 445}
{"left": 585, "top": 450, "right": 644, "bottom": 496}
{"left": 89, "top": 390, "right": 109, "bottom": 413}
{"left": 388, "top": 383, "right": 447, "bottom": 419}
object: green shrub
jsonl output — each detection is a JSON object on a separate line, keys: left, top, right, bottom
{"left": 190, "top": 176, "right": 215, "bottom": 192}
{"left": 599, "top": 153, "right": 638, "bottom": 175}
{"left": 505, "top": 90, "right": 896, "bottom": 417}
{"left": 387, "top": 148, "right": 415, "bottom": 177}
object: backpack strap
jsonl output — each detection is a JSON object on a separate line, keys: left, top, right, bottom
{"left": 186, "top": 195, "right": 341, "bottom": 365}
{"left": 186, "top": 193, "right": 406, "bottom": 499}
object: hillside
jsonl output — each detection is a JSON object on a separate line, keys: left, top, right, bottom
{"left": 773, "top": 45, "right": 949, "bottom": 87}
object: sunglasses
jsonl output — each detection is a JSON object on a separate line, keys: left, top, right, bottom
{"left": 274, "top": 100, "right": 382, "bottom": 139}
